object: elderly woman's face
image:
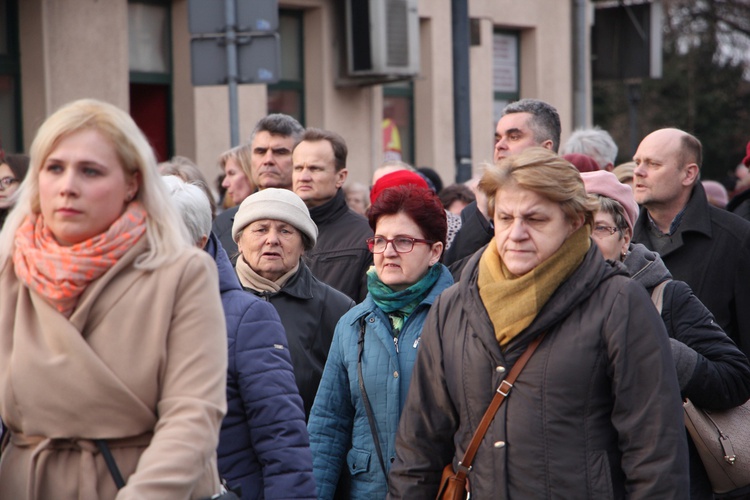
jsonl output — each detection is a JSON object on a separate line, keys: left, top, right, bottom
{"left": 591, "top": 210, "right": 630, "bottom": 261}
{"left": 493, "top": 186, "right": 579, "bottom": 277}
{"left": 238, "top": 219, "right": 305, "bottom": 282}
{"left": 373, "top": 212, "right": 442, "bottom": 291}
{"left": 38, "top": 129, "right": 139, "bottom": 246}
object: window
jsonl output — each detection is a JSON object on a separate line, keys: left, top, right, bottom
{"left": 128, "top": 0, "right": 172, "bottom": 162}
{"left": 493, "top": 30, "right": 520, "bottom": 126}
{"left": 268, "top": 10, "right": 304, "bottom": 123}
{"left": 0, "top": 0, "right": 21, "bottom": 153}
{"left": 383, "top": 81, "right": 414, "bottom": 164}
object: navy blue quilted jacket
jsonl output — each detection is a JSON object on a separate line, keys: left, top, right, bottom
{"left": 208, "top": 233, "right": 316, "bottom": 499}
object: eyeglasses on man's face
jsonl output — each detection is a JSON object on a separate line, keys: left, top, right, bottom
{"left": 0, "top": 177, "right": 18, "bottom": 191}
{"left": 592, "top": 225, "right": 622, "bottom": 238}
{"left": 367, "top": 235, "right": 434, "bottom": 254}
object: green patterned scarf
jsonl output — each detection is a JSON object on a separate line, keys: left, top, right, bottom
{"left": 367, "top": 263, "right": 443, "bottom": 334}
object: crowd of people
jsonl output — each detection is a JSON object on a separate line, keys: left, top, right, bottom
{"left": 1, "top": 96, "right": 750, "bottom": 500}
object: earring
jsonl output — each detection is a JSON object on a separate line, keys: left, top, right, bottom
{"left": 126, "top": 194, "right": 133, "bottom": 202}
{"left": 621, "top": 249, "right": 627, "bottom": 261}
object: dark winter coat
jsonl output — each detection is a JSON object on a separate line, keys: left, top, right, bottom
{"left": 208, "top": 233, "right": 316, "bottom": 500}
{"left": 624, "top": 243, "right": 750, "bottom": 499}
{"left": 212, "top": 205, "right": 240, "bottom": 264}
{"left": 632, "top": 182, "right": 750, "bottom": 357}
{"left": 389, "top": 245, "right": 689, "bottom": 499}
{"left": 727, "top": 187, "right": 750, "bottom": 222}
{"left": 306, "top": 189, "right": 373, "bottom": 303}
{"left": 245, "top": 259, "right": 355, "bottom": 419}
{"left": 444, "top": 201, "right": 493, "bottom": 280}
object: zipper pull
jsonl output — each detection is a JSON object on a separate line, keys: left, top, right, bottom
{"left": 394, "top": 336, "right": 399, "bottom": 353}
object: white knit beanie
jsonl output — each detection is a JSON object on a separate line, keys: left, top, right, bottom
{"left": 232, "top": 188, "right": 318, "bottom": 249}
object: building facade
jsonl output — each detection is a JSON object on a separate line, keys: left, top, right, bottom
{"left": 1, "top": 0, "right": 588, "bottom": 187}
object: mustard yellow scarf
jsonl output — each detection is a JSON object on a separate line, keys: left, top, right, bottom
{"left": 478, "top": 225, "right": 590, "bottom": 347}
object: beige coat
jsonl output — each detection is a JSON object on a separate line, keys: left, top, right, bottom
{"left": 0, "top": 239, "right": 228, "bottom": 499}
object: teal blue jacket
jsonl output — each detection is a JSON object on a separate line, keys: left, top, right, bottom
{"left": 307, "top": 264, "right": 453, "bottom": 499}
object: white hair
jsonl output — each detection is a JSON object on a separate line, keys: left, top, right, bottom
{"left": 162, "top": 175, "right": 212, "bottom": 246}
{"left": 561, "top": 127, "right": 618, "bottom": 169}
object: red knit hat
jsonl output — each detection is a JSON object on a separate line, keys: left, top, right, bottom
{"left": 370, "top": 170, "right": 429, "bottom": 205}
{"left": 742, "top": 141, "right": 750, "bottom": 167}
{"left": 563, "top": 153, "right": 600, "bottom": 173}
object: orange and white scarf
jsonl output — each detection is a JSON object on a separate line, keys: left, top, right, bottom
{"left": 13, "top": 202, "right": 147, "bottom": 317}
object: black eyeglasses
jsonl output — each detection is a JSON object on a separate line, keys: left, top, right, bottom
{"left": 0, "top": 177, "right": 18, "bottom": 191}
{"left": 366, "top": 235, "right": 434, "bottom": 254}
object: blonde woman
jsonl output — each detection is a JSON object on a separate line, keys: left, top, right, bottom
{"left": 0, "top": 99, "right": 227, "bottom": 499}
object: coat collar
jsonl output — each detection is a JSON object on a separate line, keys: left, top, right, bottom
{"left": 308, "top": 188, "right": 348, "bottom": 226}
{"left": 633, "top": 183, "right": 713, "bottom": 257}
{"left": 205, "top": 232, "right": 242, "bottom": 294}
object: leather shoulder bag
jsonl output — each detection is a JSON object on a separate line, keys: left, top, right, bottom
{"left": 651, "top": 280, "right": 750, "bottom": 495}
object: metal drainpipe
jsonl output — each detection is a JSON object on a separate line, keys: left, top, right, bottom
{"left": 572, "top": 0, "right": 588, "bottom": 129}
{"left": 452, "top": 0, "right": 473, "bottom": 183}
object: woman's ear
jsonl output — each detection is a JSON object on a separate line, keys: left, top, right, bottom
{"left": 621, "top": 228, "right": 632, "bottom": 255}
{"left": 429, "top": 241, "right": 444, "bottom": 266}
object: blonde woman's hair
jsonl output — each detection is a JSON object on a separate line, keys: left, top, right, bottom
{"left": 0, "top": 98, "right": 192, "bottom": 268}
{"left": 479, "top": 147, "right": 596, "bottom": 226}
{"left": 218, "top": 143, "right": 254, "bottom": 179}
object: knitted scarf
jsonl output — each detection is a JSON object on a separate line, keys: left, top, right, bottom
{"left": 367, "top": 263, "right": 442, "bottom": 334}
{"left": 13, "top": 202, "right": 147, "bottom": 318}
{"left": 235, "top": 255, "right": 299, "bottom": 293}
{"left": 478, "top": 224, "right": 590, "bottom": 347}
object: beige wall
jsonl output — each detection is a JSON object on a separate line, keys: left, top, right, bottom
{"left": 16, "top": 0, "right": 583, "bottom": 192}
{"left": 19, "top": 0, "right": 130, "bottom": 151}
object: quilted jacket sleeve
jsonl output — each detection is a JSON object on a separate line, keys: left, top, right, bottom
{"left": 308, "top": 320, "right": 355, "bottom": 500}
{"left": 235, "top": 298, "right": 316, "bottom": 499}
{"left": 663, "top": 280, "right": 750, "bottom": 410}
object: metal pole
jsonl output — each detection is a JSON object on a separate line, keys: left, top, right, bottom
{"left": 451, "top": 0, "right": 472, "bottom": 183}
{"left": 572, "top": 0, "right": 588, "bottom": 128}
{"left": 225, "top": 0, "right": 240, "bottom": 147}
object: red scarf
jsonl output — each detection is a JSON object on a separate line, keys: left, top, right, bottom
{"left": 13, "top": 202, "right": 147, "bottom": 317}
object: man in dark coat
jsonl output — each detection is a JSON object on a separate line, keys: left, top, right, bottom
{"left": 632, "top": 128, "right": 750, "bottom": 357}
{"left": 444, "top": 98, "right": 561, "bottom": 275}
{"left": 292, "top": 128, "right": 373, "bottom": 303}
{"left": 212, "top": 113, "right": 304, "bottom": 262}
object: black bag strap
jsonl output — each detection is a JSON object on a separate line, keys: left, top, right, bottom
{"left": 357, "top": 318, "right": 390, "bottom": 490}
{"left": 96, "top": 439, "right": 126, "bottom": 489}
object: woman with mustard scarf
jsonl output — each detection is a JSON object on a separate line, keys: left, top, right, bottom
{"left": 308, "top": 185, "right": 453, "bottom": 499}
{"left": 389, "top": 148, "right": 690, "bottom": 499}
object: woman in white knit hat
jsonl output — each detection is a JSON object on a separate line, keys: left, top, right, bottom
{"left": 232, "top": 188, "right": 355, "bottom": 420}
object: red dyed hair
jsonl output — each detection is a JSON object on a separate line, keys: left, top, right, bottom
{"left": 368, "top": 185, "right": 447, "bottom": 254}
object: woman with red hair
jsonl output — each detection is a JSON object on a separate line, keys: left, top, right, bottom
{"left": 307, "top": 186, "right": 453, "bottom": 499}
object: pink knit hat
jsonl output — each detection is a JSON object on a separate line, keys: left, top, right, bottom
{"left": 581, "top": 170, "right": 639, "bottom": 232}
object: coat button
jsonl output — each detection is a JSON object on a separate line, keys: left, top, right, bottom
{"left": 393, "top": 371, "right": 399, "bottom": 378}
{"left": 369, "top": 317, "right": 375, "bottom": 323}
{"left": 494, "top": 441, "right": 506, "bottom": 448}
{"left": 495, "top": 366, "right": 506, "bottom": 373}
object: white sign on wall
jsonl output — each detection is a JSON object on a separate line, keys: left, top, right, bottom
{"left": 493, "top": 33, "right": 518, "bottom": 94}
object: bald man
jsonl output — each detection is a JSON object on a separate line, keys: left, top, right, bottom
{"left": 631, "top": 128, "right": 750, "bottom": 357}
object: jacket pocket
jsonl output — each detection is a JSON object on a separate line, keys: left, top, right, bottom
{"left": 347, "top": 447, "right": 371, "bottom": 476}
{"left": 587, "top": 450, "right": 614, "bottom": 498}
